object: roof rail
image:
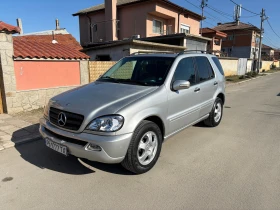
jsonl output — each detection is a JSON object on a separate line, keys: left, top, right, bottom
{"left": 177, "top": 50, "right": 209, "bottom": 56}
{"left": 130, "top": 51, "right": 176, "bottom": 56}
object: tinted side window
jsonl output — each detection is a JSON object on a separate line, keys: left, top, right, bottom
{"left": 173, "top": 57, "right": 196, "bottom": 85}
{"left": 212, "top": 57, "right": 224, "bottom": 75}
{"left": 195, "top": 57, "right": 214, "bottom": 82}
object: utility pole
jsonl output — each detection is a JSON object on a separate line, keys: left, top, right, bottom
{"left": 257, "top": 8, "right": 268, "bottom": 73}
{"left": 200, "top": 0, "right": 207, "bottom": 36}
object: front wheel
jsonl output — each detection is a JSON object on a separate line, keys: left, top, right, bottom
{"left": 121, "top": 120, "right": 162, "bottom": 174}
{"left": 204, "top": 97, "right": 223, "bottom": 127}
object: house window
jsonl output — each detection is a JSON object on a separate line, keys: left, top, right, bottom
{"left": 153, "top": 20, "right": 163, "bottom": 34}
{"left": 214, "top": 39, "right": 220, "bottom": 45}
{"left": 228, "top": 35, "right": 234, "bottom": 41}
{"left": 180, "top": 24, "right": 190, "bottom": 34}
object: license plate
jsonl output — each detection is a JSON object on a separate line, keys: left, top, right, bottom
{"left": 45, "top": 138, "right": 68, "bottom": 156}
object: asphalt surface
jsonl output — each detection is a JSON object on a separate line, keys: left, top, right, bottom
{"left": 1, "top": 73, "right": 280, "bottom": 210}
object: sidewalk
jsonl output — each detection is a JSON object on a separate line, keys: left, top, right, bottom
{"left": 0, "top": 109, "right": 43, "bottom": 151}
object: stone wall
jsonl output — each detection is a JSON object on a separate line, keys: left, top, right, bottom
{"left": 0, "top": 32, "right": 17, "bottom": 113}
{"left": 7, "top": 86, "right": 78, "bottom": 113}
{"left": 0, "top": 31, "right": 90, "bottom": 114}
{"left": 80, "top": 60, "right": 89, "bottom": 85}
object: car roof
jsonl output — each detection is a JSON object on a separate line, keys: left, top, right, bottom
{"left": 129, "top": 53, "right": 214, "bottom": 58}
{"left": 130, "top": 54, "right": 178, "bottom": 58}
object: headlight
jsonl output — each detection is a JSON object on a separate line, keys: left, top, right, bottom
{"left": 86, "top": 115, "right": 124, "bottom": 132}
{"left": 44, "top": 102, "right": 50, "bottom": 118}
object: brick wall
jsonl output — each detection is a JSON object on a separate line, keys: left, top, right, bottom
{"left": 89, "top": 61, "right": 116, "bottom": 82}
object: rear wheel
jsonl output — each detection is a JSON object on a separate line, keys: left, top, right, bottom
{"left": 204, "top": 98, "right": 223, "bottom": 127}
{"left": 121, "top": 120, "right": 162, "bottom": 174}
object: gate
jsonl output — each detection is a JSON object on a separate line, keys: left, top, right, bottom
{"left": 237, "top": 58, "right": 248, "bottom": 75}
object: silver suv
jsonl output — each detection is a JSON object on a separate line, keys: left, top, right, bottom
{"left": 40, "top": 51, "right": 225, "bottom": 174}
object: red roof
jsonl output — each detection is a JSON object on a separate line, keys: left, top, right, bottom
{"left": 0, "top": 21, "right": 20, "bottom": 33}
{"left": 13, "top": 39, "right": 89, "bottom": 60}
{"left": 13, "top": 34, "right": 89, "bottom": 60}
{"left": 201, "top": 28, "right": 227, "bottom": 38}
{"left": 213, "top": 22, "right": 260, "bottom": 32}
{"left": 13, "top": 34, "right": 82, "bottom": 51}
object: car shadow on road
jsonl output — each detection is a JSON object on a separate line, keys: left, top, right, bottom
{"left": 12, "top": 125, "right": 134, "bottom": 176}
{"left": 192, "top": 121, "right": 209, "bottom": 128}
{"left": 79, "top": 159, "right": 135, "bottom": 175}
{"left": 13, "top": 129, "right": 92, "bottom": 175}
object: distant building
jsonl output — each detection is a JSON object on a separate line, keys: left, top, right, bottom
{"left": 274, "top": 50, "right": 280, "bottom": 60}
{"left": 213, "top": 21, "right": 261, "bottom": 59}
{"left": 201, "top": 28, "right": 227, "bottom": 57}
{"left": 261, "top": 44, "right": 274, "bottom": 61}
{"left": 73, "top": 0, "right": 210, "bottom": 60}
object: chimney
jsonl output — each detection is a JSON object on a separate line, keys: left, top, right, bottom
{"left": 16, "top": 18, "right": 23, "bottom": 35}
{"left": 105, "top": 0, "right": 117, "bottom": 41}
{"left": 55, "top": 19, "right": 60, "bottom": 30}
{"left": 217, "top": 22, "right": 222, "bottom": 26}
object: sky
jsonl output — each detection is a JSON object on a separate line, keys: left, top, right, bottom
{"left": 1, "top": 0, "right": 280, "bottom": 48}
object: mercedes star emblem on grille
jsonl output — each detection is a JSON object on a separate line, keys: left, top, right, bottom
{"left": 58, "top": 112, "right": 67, "bottom": 126}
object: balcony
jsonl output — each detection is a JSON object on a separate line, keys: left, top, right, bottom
{"left": 88, "top": 20, "right": 120, "bottom": 44}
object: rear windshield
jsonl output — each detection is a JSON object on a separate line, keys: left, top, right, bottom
{"left": 98, "top": 56, "right": 175, "bottom": 86}
{"left": 211, "top": 57, "right": 224, "bottom": 76}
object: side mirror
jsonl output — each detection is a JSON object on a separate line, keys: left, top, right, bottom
{"left": 172, "top": 80, "right": 190, "bottom": 91}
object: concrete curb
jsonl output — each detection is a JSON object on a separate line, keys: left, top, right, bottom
{"left": 0, "top": 134, "right": 42, "bottom": 151}
{"left": 226, "top": 71, "right": 280, "bottom": 86}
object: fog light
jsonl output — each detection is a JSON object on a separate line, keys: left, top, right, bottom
{"left": 86, "top": 143, "right": 102, "bottom": 151}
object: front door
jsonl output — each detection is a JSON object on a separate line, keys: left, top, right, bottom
{"left": 194, "top": 56, "right": 218, "bottom": 117}
{"left": 167, "top": 57, "right": 201, "bottom": 135}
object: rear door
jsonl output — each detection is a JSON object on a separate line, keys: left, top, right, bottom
{"left": 167, "top": 57, "right": 201, "bottom": 134}
{"left": 194, "top": 56, "right": 218, "bottom": 117}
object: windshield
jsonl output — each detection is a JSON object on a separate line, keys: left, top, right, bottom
{"left": 98, "top": 56, "right": 175, "bottom": 86}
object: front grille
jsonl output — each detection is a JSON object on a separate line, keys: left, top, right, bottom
{"left": 49, "top": 107, "right": 84, "bottom": 131}
{"left": 45, "top": 128, "right": 88, "bottom": 147}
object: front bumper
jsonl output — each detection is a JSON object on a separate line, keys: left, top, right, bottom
{"left": 39, "top": 118, "right": 132, "bottom": 164}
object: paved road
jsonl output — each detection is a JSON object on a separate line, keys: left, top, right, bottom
{"left": 1, "top": 73, "right": 280, "bottom": 210}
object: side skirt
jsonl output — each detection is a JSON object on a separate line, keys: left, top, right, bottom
{"left": 164, "top": 114, "right": 210, "bottom": 141}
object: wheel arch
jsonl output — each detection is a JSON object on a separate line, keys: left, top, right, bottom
{"left": 216, "top": 92, "right": 225, "bottom": 104}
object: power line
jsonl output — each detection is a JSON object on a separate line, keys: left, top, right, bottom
{"left": 241, "top": 14, "right": 259, "bottom": 18}
{"left": 206, "top": 6, "right": 233, "bottom": 21}
{"left": 229, "top": 0, "right": 259, "bottom": 15}
{"left": 266, "top": 19, "right": 280, "bottom": 39}
{"left": 184, "top": 0, "right": 225, "bottom": 23}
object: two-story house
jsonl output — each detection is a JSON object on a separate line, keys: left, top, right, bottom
{"left": 213, "top": 21, "right": 261, "bottom": 59}
{"left": 73, "top": 0, "right": 209, "bottom": 60}
{"left": 201, "top": 28, "right": 227, "bottom": 57}
{"left": 261, "top": 44, "right": 275, "bottom": 61}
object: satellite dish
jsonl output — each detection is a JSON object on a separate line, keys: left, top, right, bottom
{"left": 52, "top": 40, "right": 58, "bottom": 44}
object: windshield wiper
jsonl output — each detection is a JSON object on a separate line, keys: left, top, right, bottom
{"left": 98, "top": 76, "right": 120, "bottom": 83}
{"left": 98, "top": 77, "right": 151, "bottom": 86}
{"left": 118, "top": 79, "right": 150, "bottom": 86}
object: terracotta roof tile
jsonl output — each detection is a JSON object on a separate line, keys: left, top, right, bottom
{"left": 262, "top": 44, "right": 273, "bottom": 50}
{"left": 213, "top": 22, "right": 260, "bottom": 32}
{"left": 13, "top": 34, "right": 82, "bottom": 50}
{"left": 13, "top": 39, "right": 89, "bottom": 60}
{"left": 0, "top": 21, "right": 20, "bottom": 33}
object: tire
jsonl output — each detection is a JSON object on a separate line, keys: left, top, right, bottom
{"left": 121, "top": 120, "right": 162, "bottom": 174}
{"left": 204, "top": 97, "right": 223, "bottom": 127}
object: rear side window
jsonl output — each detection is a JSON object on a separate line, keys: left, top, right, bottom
{"left": 194, "top": 57, "right": 215, "bottom": 82}
{"left": 212, "top": 57, "right": 224, "bottom": 75}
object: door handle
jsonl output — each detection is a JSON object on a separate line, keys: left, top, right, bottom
{"left": 214, "top": 81, "right": 218, "bottom": 86}
{"left": 194, "top": 87, "right": 200, "bottom": 92}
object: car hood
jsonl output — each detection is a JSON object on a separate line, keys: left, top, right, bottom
{"left": 50, "top": 81, "right": 157, "bottom": 119}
